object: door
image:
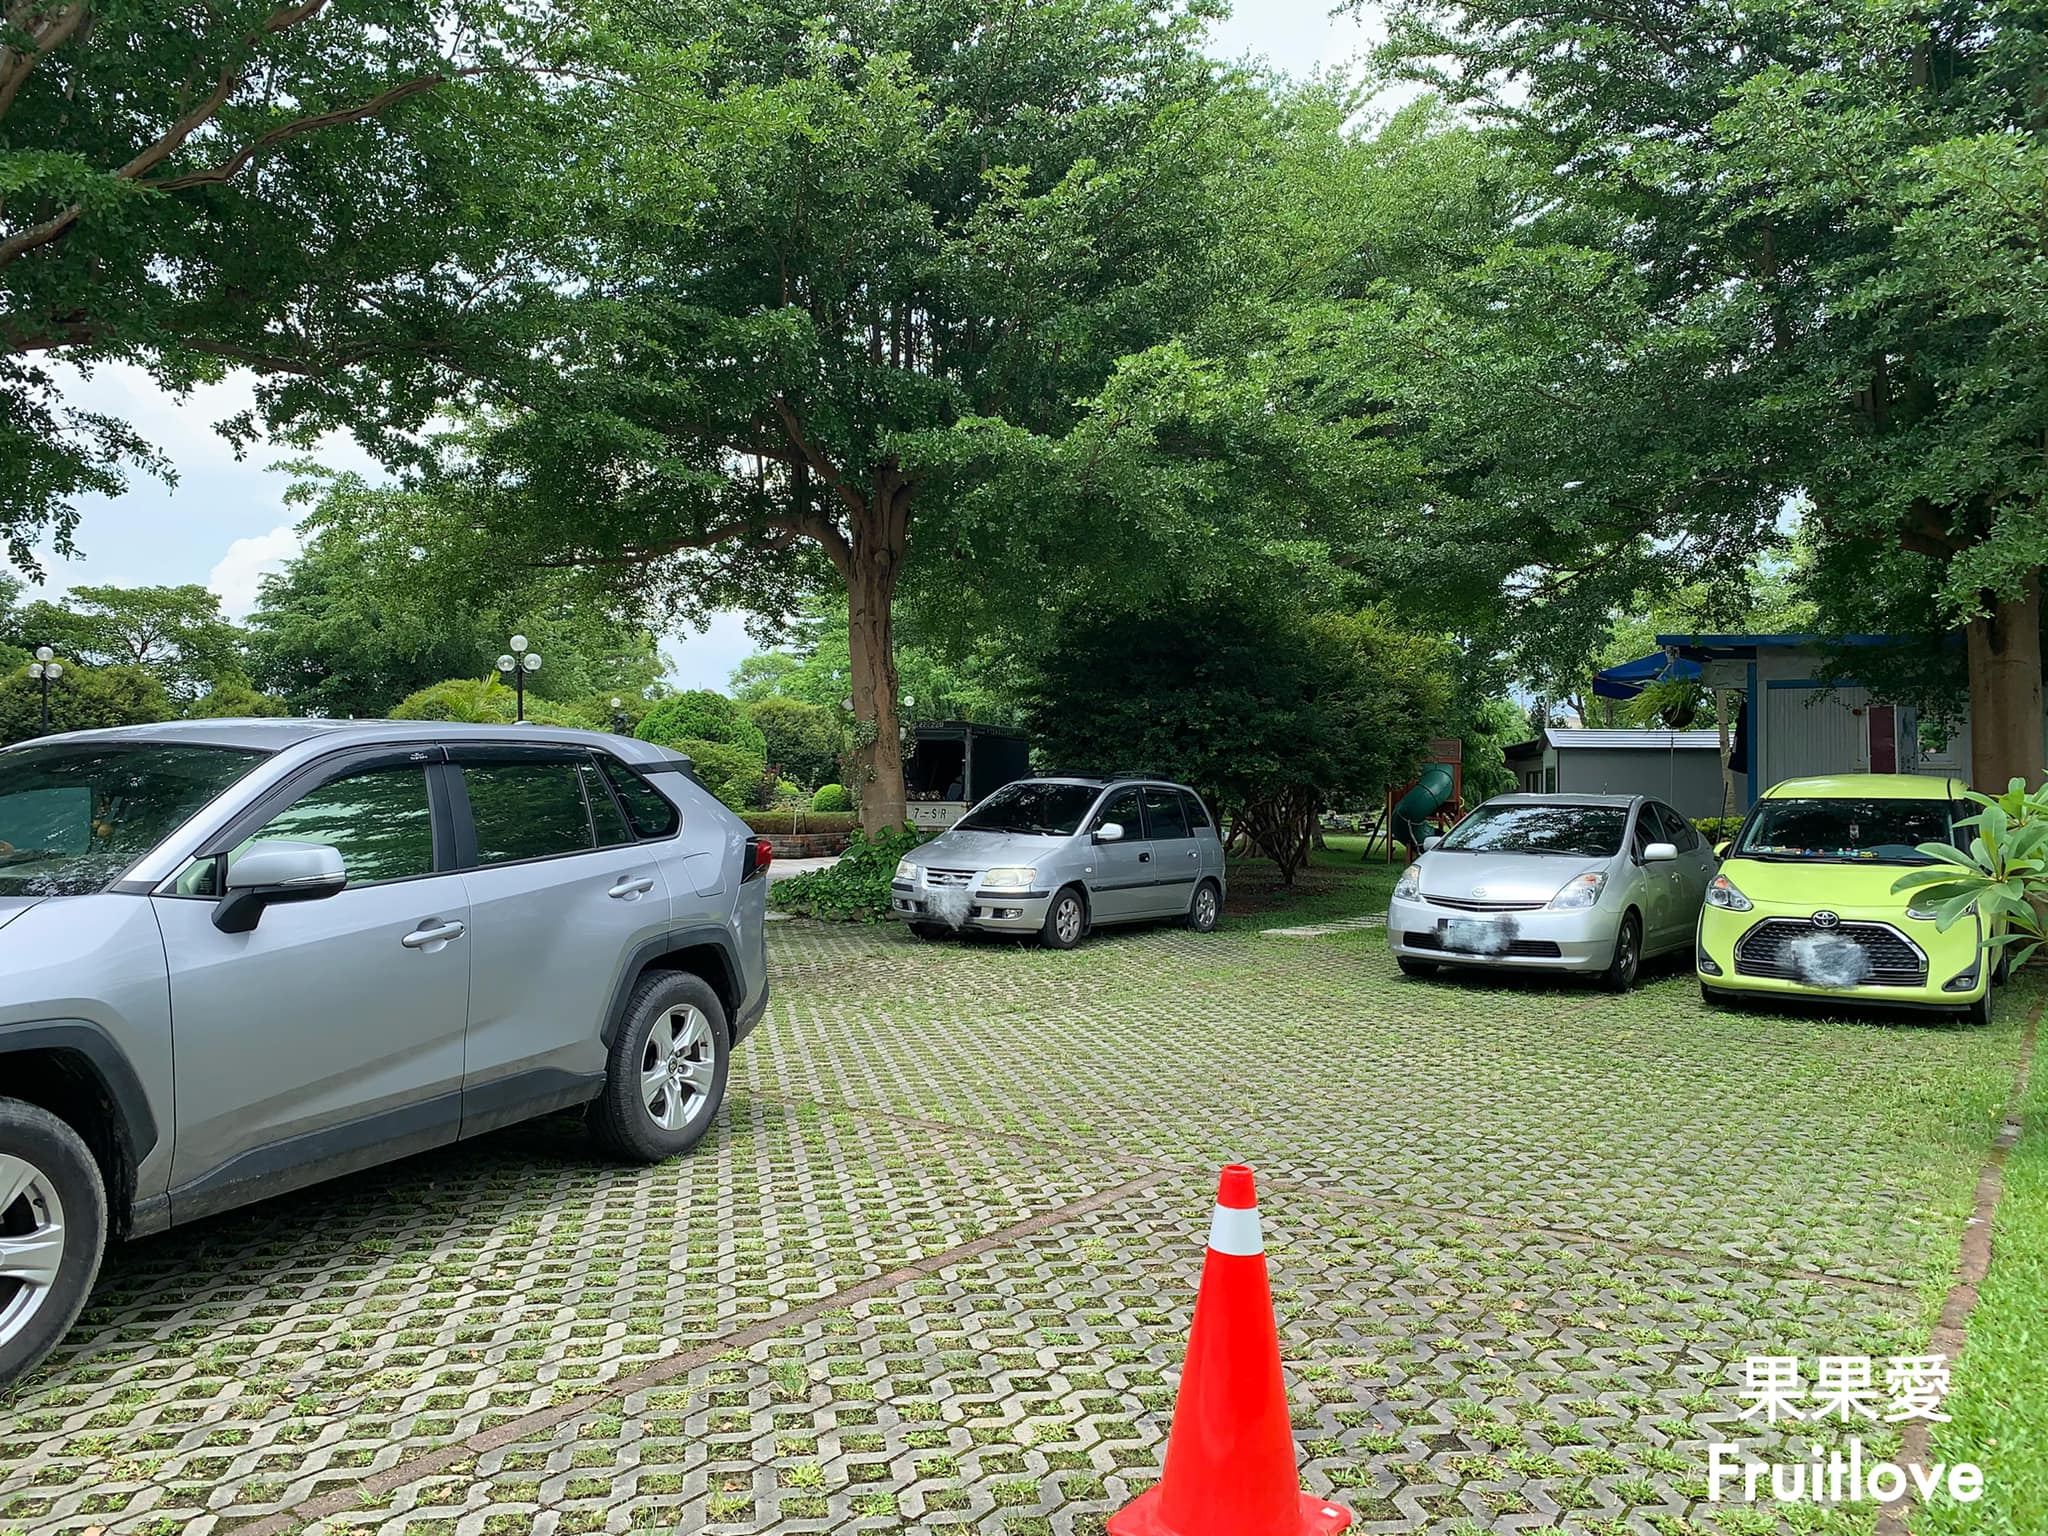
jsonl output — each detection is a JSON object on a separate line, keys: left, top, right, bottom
{"left": 1082, "top": 787, "right": 1152, "bottom": 920}
{"left": 1183, "top": 790, "right": 1224, "bottom": 883}
{"left": 157, "top": 751, "right": 469, "bottom": 1209}
{"left": 449, "top": 745, "right": 674, "bottom": 1127}
{"left": 1140, "top": 784, "right": 1199, "bottom": 916}
{"left": 1640, "top": 802, "right": 1697, "bottom": 952}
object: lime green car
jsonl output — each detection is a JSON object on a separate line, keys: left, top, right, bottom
{"left": 1696, "top": 774, "right": 1997, "bottom": 1024}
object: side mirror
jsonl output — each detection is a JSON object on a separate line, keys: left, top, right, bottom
{"left": 1093, "top": 821, "right": 1125, "bottom": 844}
{"left": 213, "top": 839, "right": 347, "bottom": 933}
{"left": 1421, "top": 835, "right": 1442, "bottom": 852}
{"left": 1644, "top": 841, "right": 1679, "bottom": 863}
{"left": 1713, "top": 840, "right": 1730, "bottom": 859}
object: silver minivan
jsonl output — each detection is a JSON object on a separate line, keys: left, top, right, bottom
{"left": 890, "top": 776, "right": 1226, "bottom": 947}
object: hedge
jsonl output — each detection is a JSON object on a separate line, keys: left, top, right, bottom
{"left": 742, "top": 810, "right": 857, "bottom": 835}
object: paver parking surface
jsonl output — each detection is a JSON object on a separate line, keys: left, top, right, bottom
{"left": 1, "top": 913, "right": 2030, "bottom": 1534}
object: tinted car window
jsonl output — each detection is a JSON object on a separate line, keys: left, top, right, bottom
{"left": 581, "top": 760, "right": 635, "bottom": 847}
{"left": 598, "top": 756, "right": 679, "bottom": 839}
{"left": 249, "top": 766, "right": 435, "bottom": 887}
{"left": 0, "top": 742, "right": 267, "bottom": 897}
{"left": 957, "top": 781, "right": 1101, "bottom": 836}
{"left": 1093, "top": 787, "right": 1141, "bottom": 834}
{"left": 466, "top": 760, "right": 594, "bottom": 865}
{"left": 1142, "top": 785, "right": 1189, "bottom": 840}
{"left": 1653, "top": 803, "right": 1697, "bottom": 850}
{"left": 1182, "top": 790, "right": 1213, "bottom": 831}
{"left": 1438, "top": 803, "right": 1628, "bottom": 857}
{"left": 1736, "top": 797, "right": 1952, "bottom": 865}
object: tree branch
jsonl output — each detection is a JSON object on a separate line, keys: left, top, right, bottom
{"left": 0, "top": 2, "right": 89, "bottom": 123}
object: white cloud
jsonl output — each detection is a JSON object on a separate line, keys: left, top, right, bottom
{"left": 208, "top": 523, "right": 302, "bottom": 621}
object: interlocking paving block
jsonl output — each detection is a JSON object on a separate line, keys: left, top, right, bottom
{"left": 307, "top": 1171, "right": 1926, "bottom": 1535}
{"left": 1262, "top": 915, "right": 1390, "bottom": 936}
{"left": 0, "top": 916, "right": 2020, "bottom": 1536}
{"left": 747, "top": 920, "right": 2026, "bottom": 1288}
{"left": 0, "top": 1094, "right": 1135, "bottom": 1534}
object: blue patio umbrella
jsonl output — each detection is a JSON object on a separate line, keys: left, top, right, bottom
{"left": 1592, "top": 651, "right": 1702, "bottom": 702}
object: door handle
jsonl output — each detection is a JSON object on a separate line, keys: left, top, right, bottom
{"left": 1188, "top": 849, "right": 1199, "bottom": 859}
{"left": 401, "top": 919, "right": 465, "bottom": 949}
{"left": 608, "top": 876, "right": 656, "bottom": 900}
{"left": 1138, "top": 851, "right": 1151, "bottom": 863}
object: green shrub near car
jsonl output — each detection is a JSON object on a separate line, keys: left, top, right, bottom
{"left": 811, "top": 783, "right": 851, "bottom": 813}
{"left": 637, "top": 690, "right": 768, "bottom": 759}
{"left": 768, "top": 828, "right": 922, "bottom": 922}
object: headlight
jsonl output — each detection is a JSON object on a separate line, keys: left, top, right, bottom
{"left": 1547, "top": 871, "right": 1607, "bottom": 910}
{"left": 1705, "top": 874, "right": 1752, "bottom": 911}
{"left": 1393, "top": 863, "right": 1421, "bottom": 901}
{"left": 980, "top": 866, "right": 1037, "bottom": 890}
{"left": 894, "top": 858, "right": 916, "bottom": 881}
{"left": 1906, "top": 896, "right": 1973, "bottom": 921}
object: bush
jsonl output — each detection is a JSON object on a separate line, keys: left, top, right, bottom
{"left": 768, "top": 826, "right": 922, "bottom": 922}
{"left": 810, "top": 782, "right": 851, "bottom": 813}
{"left": 1694, "top": 815, "right": 1744, "bottom": 846}
{"left": 636, "top": 690, "right": 767, "bottom": 758}
{"left": 740, "top": 810, "right": 857, "bottom": 835}
{"left": 186, "top": 679, "right": 288, "bottom": 719}
{"left": 0, "top": 662, "right": 174, "bottom": 745}
{"left": 390, "top": 676, "right": 574, "bottom": 726}
{"left": 747, "top": 696, "right": 843, "bottom": 789}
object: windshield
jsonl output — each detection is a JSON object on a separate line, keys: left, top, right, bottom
{"left": 1437, "top": 802, "right": 1628, "bottom": 857}
{"left": 1735, "top": 797, "right": 1956, "bottom": 865}
{"left": 0, "top": 742, "right": 269, "bottom": 897}
{"left": 955, "top": 781, "right": 1101, "bottom": 837}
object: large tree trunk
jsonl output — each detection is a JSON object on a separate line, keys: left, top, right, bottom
{"left": 1966, "top": 572, "right": 2045, "bottom": 794}
{"left": 843, "top": 480, "right": 909, "bottom": 835}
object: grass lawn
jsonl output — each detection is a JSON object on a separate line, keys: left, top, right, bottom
{"left": 1922, "top": 1012, "right": 2048, "bottom": 1536}
{"left": 1224, "top": 831, "right": 1405, "bottom": 925}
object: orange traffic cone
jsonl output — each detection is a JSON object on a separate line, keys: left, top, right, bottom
{"left": 1108, "top": 1165, "right": 1353, "bottom": 1536}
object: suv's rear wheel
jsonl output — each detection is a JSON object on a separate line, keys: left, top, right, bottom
{"left": 1040, "top": 886, "right": 1087, "bottom": 950}
{"left": 1185, "top": 880, "right": 1221, "bottom": 933}
{"left": 591, "top": 973, "right": 731, "bottom": 1162}
{"left": 0, "top": 1098, "right": 106, "bottom": 1391}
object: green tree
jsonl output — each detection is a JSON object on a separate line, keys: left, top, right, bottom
{"left": 382, "top": 0, "right": 1337, "bottom": 833}
{"left": 0, "top": 661, "right": 172, "bottom": 745}
{"left": 746, "top": 697, "right": 842, "bottom": 792}
{"left": 0, "top": 1, "right": 582, "bottom": 573}
{"left": 1017, "top": 600, "right": 1452, "bottom": 882}
{"left": 246, "top": 498, "right": 670, "bottom": 717}
{"left": 12, "top": 584, "right": 245, "bottom": 701}
{"left": 1375, "top": 0, "right": 2048, "bottom": 791}
{"left": 185, "top": 679, "right": 287, "bottom": 719}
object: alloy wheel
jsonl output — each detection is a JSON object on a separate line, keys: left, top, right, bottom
{"left": 1055, "top": 898, "right": 1083, "bottom": 945}
{"left": 0, "top": 1153, "right": 65, "bottom": 1353}
{"left": 1194, "top": 886, "right": 1218, "bottom": 929}
{"left": 640, "top": 1005, "right": 717, "bottom": 1132}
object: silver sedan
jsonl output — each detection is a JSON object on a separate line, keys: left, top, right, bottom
{"left": 1386, "top": 794, "right": 1717, "bottom": 989}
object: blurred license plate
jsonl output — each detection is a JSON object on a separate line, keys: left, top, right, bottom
{"left": 1440, "top": 916, "right": 1513, "bottom": 954}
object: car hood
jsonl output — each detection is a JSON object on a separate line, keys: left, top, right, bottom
{"left": 1417, "top": 849, "right": 1610, "bottom": 904}
{"left": 914, "top": 828, "right": 1066, "bottom": 867}
{"left": 0, "top": 896, "right": 44, "bottom": 934}
{"left": 1719, "top": 857, "right": 1933, "bottom": 910}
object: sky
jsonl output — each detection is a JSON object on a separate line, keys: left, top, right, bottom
{"left": 21, "top": 1, "right": 1376, "bottom": 693}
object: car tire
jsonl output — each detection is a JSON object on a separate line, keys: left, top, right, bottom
{"left": 1961, "top": 987, "right": 1994, "bottom": 1028}
{"left": 1185, "top": 880, "right": 1221, "bottom": 933}
{"left": 590, "top": 972, "right": 731, "bottom": 1163}
{"left": 1040, "top": 886, "right": 1087, "bottom": 950}
{"left": 0, "top": 1097, "right": 107, "bottom": 1393}
{"left": 1397, "top": 957, "right": 1438, "bottom": 978}
{"left": 1992, "top": 944, "right": 2011, "bottom": 986}
{"left": 1700, "top": 982, "right": 1735, "bottom": 1009}
{"left": 1602, "top": 911, "right": 1642, "bottom": 992}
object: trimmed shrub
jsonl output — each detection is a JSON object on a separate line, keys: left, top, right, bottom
{"left": 810, "top": 782, "right": 852, "bottom": 813}
{"left": 186, "top": 679, "right": 287, "bottom": 719}
{"left": 768, "top": 827, "right": 922, "bottom": 922}
{"left": 0, "top": 662, "right": 173, "bottom": 746}
{"left": 390, "top": 676, "right": 573, "bottom": 726}
{"left": 747, "top": 696, "right": 843, "bottom": 789}
{"left": 669, "top": 736, "right": 766, "bottom": 812}
{"left": 740, "top": 811, "right": 858, "bottom": 835}
{"left": 1694, "top": 815, "right": 1744, "bottom": 846}
{"left": 636, "top": 690, "right": 767, "bottom": 758}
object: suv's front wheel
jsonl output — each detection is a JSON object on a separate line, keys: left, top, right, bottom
{"left": 0, "top": 1098, "right": 106, "bottom": 1391}
{"left": 591, "top": 973, "right": 732, "bottom": 1162}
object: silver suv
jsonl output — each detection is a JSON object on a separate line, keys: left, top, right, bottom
{"left": 0, "top": 719, "right": 770, "bottom": 1389}
{"left": 890, "top": 776, "right": 1226, "bottom": 947}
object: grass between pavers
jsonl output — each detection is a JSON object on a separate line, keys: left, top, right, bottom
{"left": 1226, "top": 833, "right": 1404, "bottom": 926}
{"left": 1919, "top": 1014, "right": 2048, "bottom": 1536}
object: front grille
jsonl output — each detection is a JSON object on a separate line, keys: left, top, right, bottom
{"left": 922, "top": 868, "right": 974, "bottom": 888}
{"left": 1733, "top": 919, "right": 1927, "bottom": 987}
{"left": 1422, "top": 894, "right": 1546, "bottom": 912}
{"left": 1403, "top": 931, "right": 1563, "bottom": 959}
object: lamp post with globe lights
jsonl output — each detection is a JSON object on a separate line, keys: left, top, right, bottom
{"left": 27, "top": 647, "right": 63, "bottom": 732}
{"left": 495, "top": 634, "right": 542, "bottom": 721}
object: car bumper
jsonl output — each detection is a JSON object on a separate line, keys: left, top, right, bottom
{"left": 1696, "top": 902, "right": 1987, "bottom": 1008}
{"left": 891, "top": 881, "right": 1052, "bottom": 933}
{"left": 1386, "top": 895, "right": 1621, "bottom": 972}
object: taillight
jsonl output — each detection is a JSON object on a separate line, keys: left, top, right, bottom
{"left": 744, "top": 836, "right": 774, "bottom": 880}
